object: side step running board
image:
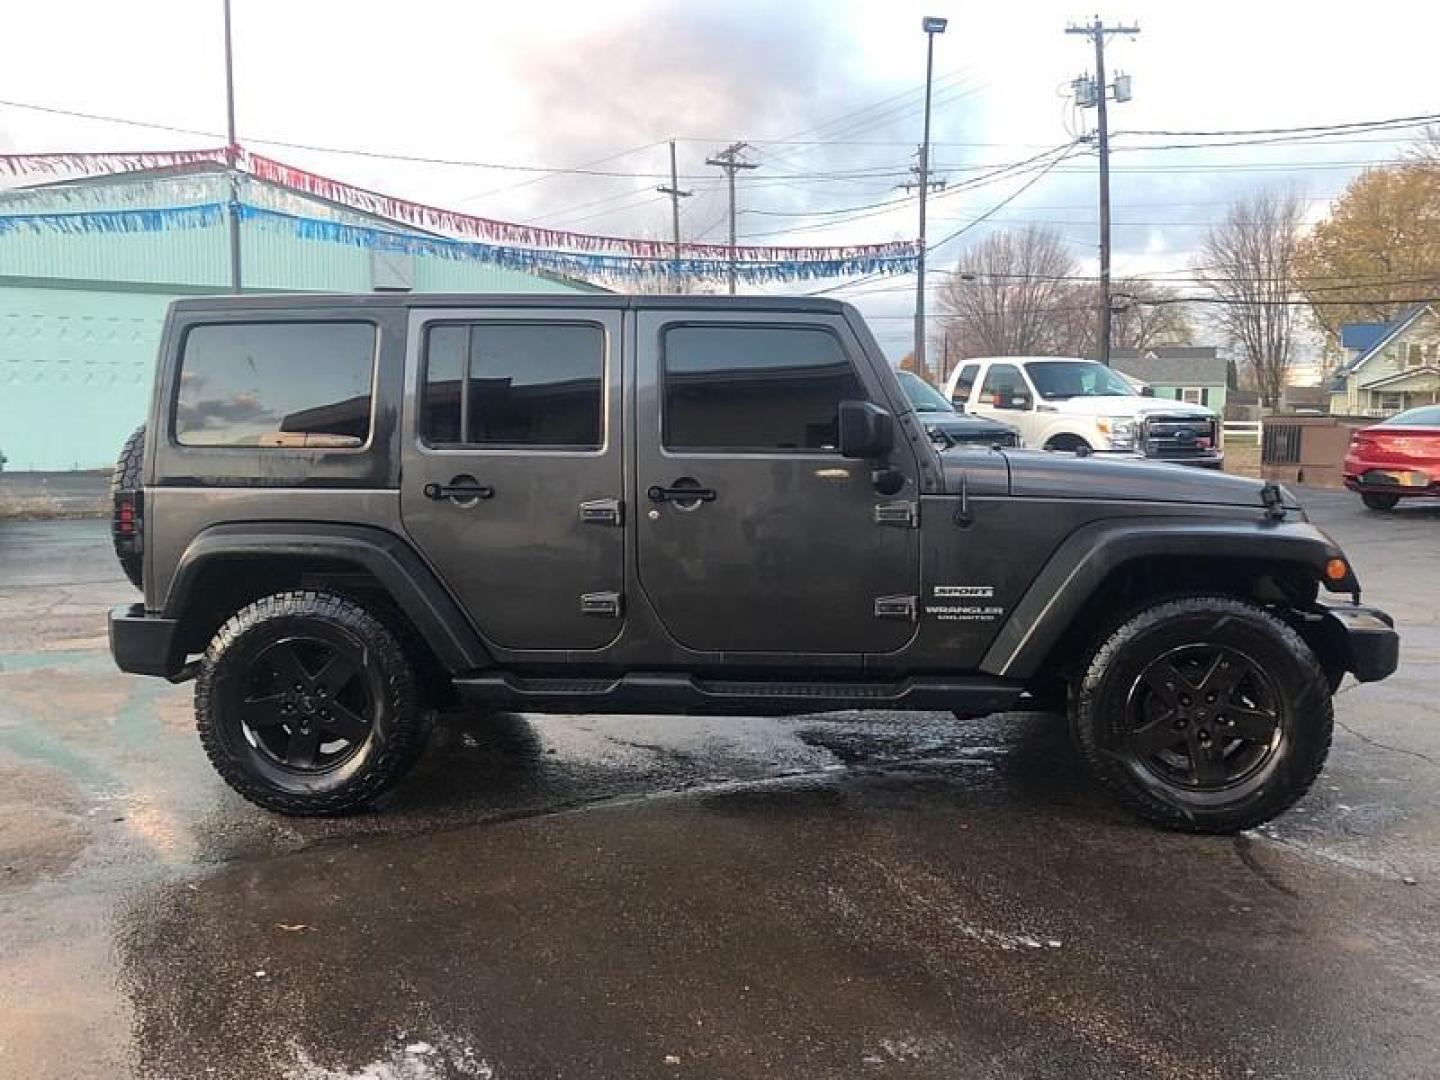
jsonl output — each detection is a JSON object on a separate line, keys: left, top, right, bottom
{"left": 452, "top": 672, "right": 1024, "bottom": 717}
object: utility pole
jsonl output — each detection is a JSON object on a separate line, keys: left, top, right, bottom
{"left": 222, "top": 0, "right": 242, "bottom": 294}
{"left": 1067, "top": 16, "right": 1138, "bottom": 365}
{"left": 915, "top": 16, "right": 948, "bottom": 382}
{"left": 705, "top": 142, "right": 759, "bottom": 294}
{"left": 656, "top": 140, "right": 692, "bottom": 294}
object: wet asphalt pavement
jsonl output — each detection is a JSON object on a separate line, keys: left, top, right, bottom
{"left": 0, "top": 489, "right": 1436, "bottom": 1079}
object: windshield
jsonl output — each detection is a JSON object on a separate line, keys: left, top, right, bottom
{"left": 1023, "top": 360, "right": 1137, "bottom": 400}
{"left": 896, "top": 370, "right": 956, "bottom": 413}
{"left": 1381, "top": 405, "right": 1440, "bottom": 426}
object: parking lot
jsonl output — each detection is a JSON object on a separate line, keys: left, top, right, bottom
{"left": 0, "top": 488, "right": 1435, "bottom": 1079}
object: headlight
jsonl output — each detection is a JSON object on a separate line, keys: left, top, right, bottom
{"left": 1096, "top": 416, "right": 1137, "bottom": 449}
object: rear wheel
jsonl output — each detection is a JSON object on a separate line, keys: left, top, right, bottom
{"left": 109, "top": 425, "right": 145, "bottom": 590}
{"left": 196, "top": 591, "right": 429, "bottom": 815}
{"left": 1072, "top": 595, "right": 1332, "bottom": 833}
{"left": 1361, "top": 491, "right": 1400, "bottom": 511}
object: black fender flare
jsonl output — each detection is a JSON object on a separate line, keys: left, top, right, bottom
{"left": 164, "top": 522, "right": 489, "bottom": 673}
{"left": 980, "top": 516, "right": 1349, "bottom": 679}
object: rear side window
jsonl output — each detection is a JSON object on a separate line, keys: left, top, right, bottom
{"left": 663, "top": 325, "right": 865, "bottom": 452}
{"left": 422, "top": 322, "right": 604, "bottom": 449}
{"left": 175, "top": 322, "right": 376, "bottom": 447}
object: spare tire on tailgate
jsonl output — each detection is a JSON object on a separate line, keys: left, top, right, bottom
{"left": 110, "top": 425, "right": 145, "bottom": 591}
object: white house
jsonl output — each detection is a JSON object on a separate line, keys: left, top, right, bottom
{"left": 1327, "top": 304, "right": 1440, "bottom": 417}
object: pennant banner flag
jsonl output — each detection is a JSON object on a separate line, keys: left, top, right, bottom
{"left": 0, "top": 202, "right": 226, "bottom": 237}
{"left": 244, "top": 151, "right": 917, "bottom": 263}
{"left": 0, "top": 145, "right": 918, "bottom": 269}
{"left": 0, "top": 147, "right": 231, "bottom": 179}
{"left": 0, "top": 200, "right": 918, "bottom": 284}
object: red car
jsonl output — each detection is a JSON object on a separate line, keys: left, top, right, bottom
{"left": 1344, "top": 404, "right": 1440, "bottom": 510}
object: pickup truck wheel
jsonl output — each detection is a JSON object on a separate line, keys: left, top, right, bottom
{"left": 1073, "top": 595, "right": 1332, "bottom": 834}
{"left": 1361, "top": 492, "right": 1400, "bottom": 511}
{"left": 195, "top": 591, "right": 427, "bottom": 815}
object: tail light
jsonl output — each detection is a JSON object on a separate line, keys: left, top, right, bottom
{"left": 112, "top": 490, "right": 143, "bottom": 551}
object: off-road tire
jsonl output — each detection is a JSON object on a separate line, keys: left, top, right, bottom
{"left": 1361, "top": 492, "right": 1400, "bottom": 512}
{"left": 109, "top": 425, "right": 145, "bottom": 590}
{"left": 196, "top": 591, "right": 428, "bottom": 815}
{"left": 1073, "top": 595, "right": 1333, "bottom": 834}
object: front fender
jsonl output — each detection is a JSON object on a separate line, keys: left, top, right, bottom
{"left": 980, "top": 516, "right": 1349, "bottom": 679}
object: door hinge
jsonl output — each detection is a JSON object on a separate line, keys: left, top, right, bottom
{"left": 580, "top": 591, "right": 624, "bottom": 618}
{"left": 579, "top": 498, "right": 625, "bottom": 526}
{"left": 874, "top": 500, "right": 919, "bottom": 528}
{"left": 874, "top": 595, "right": 918, "bottom": 622}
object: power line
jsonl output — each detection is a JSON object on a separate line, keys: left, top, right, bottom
{"left": 1119, "top": 111, "right": 1440, "bottom": 138}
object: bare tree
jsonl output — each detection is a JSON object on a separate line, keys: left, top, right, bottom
{"left": 937, "top": 229, "right": 1197, "bottom": 365}
{"left": 935, "top": 226, "right": 1086, "bottom": 359}
{"left": 1110, "top": 279, "right": 1195, "bottom": 351}
{"left": 1200, "top": 189, "right": 1304, "bottom": 410}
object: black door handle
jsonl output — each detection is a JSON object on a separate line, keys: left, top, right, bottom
{"left": 647, "top": 485, "right": 716, "bottom": 504}
{"left": 423, "top": 481, "right": 494, "bottom": 501}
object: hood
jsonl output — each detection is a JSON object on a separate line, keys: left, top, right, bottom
{"left": 939, "top": 448, "right": 1302, "bottom": 510}
{"left": 1040, "top": 395, "right": 1215, "bottom": 419}
{"left": 918, "top": 411, "right": 1017, "bottom": 436}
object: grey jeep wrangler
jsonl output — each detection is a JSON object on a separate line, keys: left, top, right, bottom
{"left": 108, "top": 294, "right": 1398, "bottom": 832}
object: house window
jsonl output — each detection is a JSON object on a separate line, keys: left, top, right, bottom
{"left": 1377, "top": 392, "right": 1405, "bottom": 412}
{"left": 1407, "top": 343, "right": 1425, "bottom": 368}
{"left": 1180, "top": 387, "right": 1204, "bottom": 404}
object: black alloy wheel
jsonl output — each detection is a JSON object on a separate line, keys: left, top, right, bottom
{"left": 239, "top": 633, "right": 374, "bottom": 773}
{"left": 1072, "top": 595, "right": 1333, "bottom": 833}
{"left": 196, "top": 591, "right": 430, "bottom": 815}
{"left": 1125, "top": 644, "right": 1282, "bottom": 791}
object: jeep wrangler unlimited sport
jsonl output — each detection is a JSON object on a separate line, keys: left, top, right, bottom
{"left": 108, "top": 294, "right": 1398, "bottom": 831}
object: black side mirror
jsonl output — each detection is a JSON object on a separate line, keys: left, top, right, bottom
{"left": 838, "top": 400, "right": 894, "bottom": 459}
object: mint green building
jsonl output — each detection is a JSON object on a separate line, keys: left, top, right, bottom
{"left": 0, "top": 164, "right": 596, "bottom": 471}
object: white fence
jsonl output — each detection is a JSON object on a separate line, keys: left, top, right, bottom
{"left": 1222, "top": 420, "right": 1263, "bottom": 445}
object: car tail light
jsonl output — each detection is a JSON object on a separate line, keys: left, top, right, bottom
{"left": 112, "top": 490, "right": 143, "bottom": 548}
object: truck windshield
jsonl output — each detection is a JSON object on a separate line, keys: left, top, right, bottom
{"left": 896, "top": 370, "right": 957, "bottom": 413}
{"left": 1024, "top": 361, "right": 1136, "bottom": 400}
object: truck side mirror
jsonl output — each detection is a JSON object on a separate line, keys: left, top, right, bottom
{"left": 838, "top": 400, "right": 894, "bottom": 459}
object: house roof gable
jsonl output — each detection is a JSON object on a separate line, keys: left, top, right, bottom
{"left": 1350, "top": 304, "right": 1435, "bottom": 374}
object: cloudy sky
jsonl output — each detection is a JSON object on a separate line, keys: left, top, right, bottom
{"left": 2, "top": 0, "right": 1437, "bottom": 358}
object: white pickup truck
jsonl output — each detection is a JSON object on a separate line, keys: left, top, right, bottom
{"left": 944, "top": 356, "right": 1224, "bottom": 468}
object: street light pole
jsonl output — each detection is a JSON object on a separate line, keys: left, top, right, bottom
{"left": 222, "top": 0, "right": 242, "bottom": 294}
{"left": 915, "top": 16, "right": 947, "bottom": 383}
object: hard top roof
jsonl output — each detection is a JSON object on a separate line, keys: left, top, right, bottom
{"left": 168, "top": 293, "right": 852, "bottom": 315}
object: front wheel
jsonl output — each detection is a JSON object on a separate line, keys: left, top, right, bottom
{"left": 1361, "top": 492, "right": 1400, "bottom": 511}
{"left": 1072, "top": 595, "right": 1332, "bottom": 833}
{"left": 196, "top": 591, "right": 429, "bottom": 815}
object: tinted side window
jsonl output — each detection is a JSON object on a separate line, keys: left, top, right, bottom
{"left": 663, "top": 325, "right": 864, "bottom": 452}
{"left": 175, "top": 322, "right": 376, "bottom": 447}
{"left": 979, "top": 364, "right": 1031, "bottom": 410}
{"left": 422, "top": 323, "right": 604, "bottom": 449}
{"left": 953, "top": 363, "right": 979, "bottom": 402}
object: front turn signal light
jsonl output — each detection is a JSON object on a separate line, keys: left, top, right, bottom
{"left": 1325, "top": 558, "right": 1349, "bottom": 582}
